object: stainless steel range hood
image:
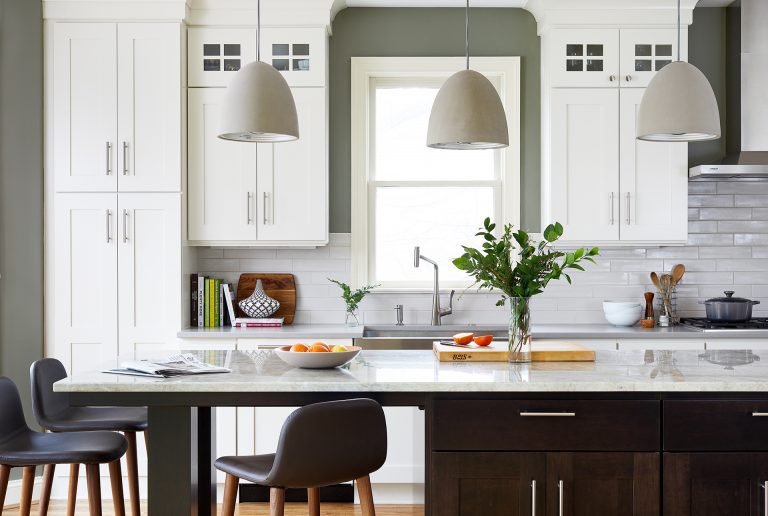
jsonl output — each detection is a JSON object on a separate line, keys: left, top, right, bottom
{"left": 689, "top": 0, "right": 768, "bottom": 180}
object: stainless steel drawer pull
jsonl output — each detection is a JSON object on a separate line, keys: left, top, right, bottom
{"left": 752, "top": 412, "right": 768, "bottom": 417}
{"left": 122, "top": 210, "right": 129, "bottom": 243}
{"left": 122, "top": 141, "right": 128, "bottom": 175}
{"left": 610, "top": 192, "right": 615, "bottom": 225}
{"left": 263, "top": 192, "right": 270, "bottom": 225}
{"left": 106, "top": 142, "right": 112, "bottom": 175}
{"left": 246, "top": 192, "right": 253, "bottom": 225}
{"left": 531, "top": 480, "right": 536, "bottom": 516}
{"left": 626, "top": 192, "right": 631, "bottom": 225}
{"left": 558, "top": 480, "right": 564, "bottom": 516}
{"left": 520, "top": 412, "right": 576, "bottom": 417}
{"left": 106, "top": 210, "right": 112, "bottom": 243}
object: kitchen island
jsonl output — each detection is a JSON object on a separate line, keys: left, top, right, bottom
{"left": 56, "top": 349, "right": 768, "bottom": 516}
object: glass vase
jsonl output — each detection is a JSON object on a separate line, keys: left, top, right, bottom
{"left": 345, "top": 309, "right": 360, "bottom": 327}
{"left": 508, "top": 297, "right": 532, "bottom": 363}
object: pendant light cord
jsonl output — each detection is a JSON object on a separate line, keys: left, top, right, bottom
{"left": 465, "top": 0, "right": 470, "bottom": 70}
{"left": 677, "top": 0, "right": 681, "bottom": 62}
{"left": 257, "top": 0, "right": 261, "bottom": 61}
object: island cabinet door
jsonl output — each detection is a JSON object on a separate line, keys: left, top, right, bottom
{"left": 664, "top": 453, "right": 768, "bottom": 516}
{"left": 431, "top": 452, "right": 545, "bottom": 516}
{"left": 546, "top": 452, "right": 660, "bottom": 516}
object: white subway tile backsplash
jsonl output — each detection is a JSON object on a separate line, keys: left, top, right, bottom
{"left": 699, "top": 207, "right": 751, "bottom": 220}
{"left": 610, "top": 260, "right": 664, "bottom": 272}
{"left": 688, "top": 195, "right": 734, "bottom": 208}
{"left": 689, "top": 182, "right": 717, "bottom": 194}
{"left": 735, "top": 195, "right": 768, "bottom": 208}
{"left": 718, "top": 221, "right": 768, "bottom": 233}
{"left": 237, "top": 259, "right": 292, "bottom": 271}
{"left": 687, "top": 221, "right": 719, "bottom": 234}
{"left": 646, "top": 247, "right": 699, "bottom": 259}
{"left": 223, "top": 249, "right": 278, "bottom": 259}
{"left": 687, "top": 233, "right": 733, "bottom": 246}
{"left": 719, "top": 182, "right": 768, "bottom": 194}
{"left": 699, "top": 246, "right": 752, "bottom": 259}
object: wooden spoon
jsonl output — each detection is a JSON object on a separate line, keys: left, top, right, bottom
{"left": 671, "top": 263, "right": 685, "bottom": 286}
{"left": 650, "top": 271, "right": 662, "bottom": 291}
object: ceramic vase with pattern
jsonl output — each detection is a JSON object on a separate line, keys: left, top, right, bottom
{"left": 239, "top": 279, "right": 280, "bottom": 318}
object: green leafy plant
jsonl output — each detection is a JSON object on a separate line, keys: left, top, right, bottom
{"left": 453, "top": 218, "right": 599, "bottom": 306}
{"left": 328, "top": 278, "right": 379, "bottom": 313}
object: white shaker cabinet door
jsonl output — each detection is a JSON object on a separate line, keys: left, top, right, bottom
{"left": 619, "top": 28, "right": 683, "bottom": 88}
{"left": 117, "top": 193, "right": 182, "bottom": 358}
{"left": 54, "top": 194, "right": 118, "bottom": 374}
{"left": 256, "top": 88, "right": 328, "bottom": 244}
{"left": 547, "top": 88, "right": 620, "bottom": 243}
{"left": 117, "top": 24, "right": 182, "bottom": 192}
{"left": 53, "top": 23, "right": 118, "bottom": 193}
{"left": 619, "top": 89, "right": 688, "bottom": 242}
{"left": 187, "top": 88, "right": 258, "bottom": 243}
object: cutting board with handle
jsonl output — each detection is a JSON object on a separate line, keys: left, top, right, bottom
{"left": 433, "top": 340, "right": 596, "bottom": 362}
{"left": 236, "top": 273, "right": 296, "bottom": 324}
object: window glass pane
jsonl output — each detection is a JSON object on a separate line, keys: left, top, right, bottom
{"left": 374, "top": 87, "right": 495, "bottom": 181}
{"left": 374, "top": 187, "right": 493, "bottom": 284}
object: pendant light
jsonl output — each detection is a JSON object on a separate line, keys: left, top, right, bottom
{"left": 636, "top": 0, "right": 720, "bottom": 142}
{"left": 218, "top": 0, "right": 299, "bottom": 142}
{"left": 426, "top": 0, "right": 508, "bottom": 149}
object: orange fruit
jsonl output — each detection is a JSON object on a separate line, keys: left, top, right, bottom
{"left": 309, "top": 342, "right": 330, "bottom": 353}
{"left": 473, "top": 335, "right": 493, "bottom": 347}
{"left": 290, "top": 343, "right": 309, "bottom": 353}
{"left": 452, "top": 332, "right": 474, "bottom": 345}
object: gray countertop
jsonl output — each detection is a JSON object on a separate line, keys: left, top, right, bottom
{"left": 55, "top": 349, "right": 768, "bottom": 393}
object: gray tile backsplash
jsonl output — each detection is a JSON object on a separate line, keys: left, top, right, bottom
{"left": 197, "top": 182, "right": 768, "bottom": 326}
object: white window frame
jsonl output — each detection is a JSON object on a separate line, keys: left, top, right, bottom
{"left": 350, "top": 56, "right": 521, "bottom": 290}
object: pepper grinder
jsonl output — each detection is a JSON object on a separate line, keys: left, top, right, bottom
{"left": 644, "top": 292, "right": 655, "bottom": 320}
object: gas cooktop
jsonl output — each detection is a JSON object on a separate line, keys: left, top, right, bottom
{"left": 680, "top": 317, "right": 768, "bottom": 331}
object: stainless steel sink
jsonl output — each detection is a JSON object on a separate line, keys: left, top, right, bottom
{"left": 356, "top": 325, "right": 507, "bottom": 350}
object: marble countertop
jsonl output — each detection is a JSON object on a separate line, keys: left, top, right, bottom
{"left": 177, "top": 324, "right": 363, "bottom": 339}
{"left": 55, "top": 349, "right": 768, "bottom": 393}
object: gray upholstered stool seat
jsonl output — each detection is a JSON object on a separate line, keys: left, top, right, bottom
{"left": 215, "top": 398, "right": 387, "bottom": 516}
{"left": 41, "top": 406, "right": 148, "bottom": 433}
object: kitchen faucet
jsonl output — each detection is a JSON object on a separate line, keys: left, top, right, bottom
{"left": 414, "top": 247, "right": 454, "bottom": 326}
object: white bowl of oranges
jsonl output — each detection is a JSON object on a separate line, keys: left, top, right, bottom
{"left": 274, "top": 342, "right": 362, "bottom": 369}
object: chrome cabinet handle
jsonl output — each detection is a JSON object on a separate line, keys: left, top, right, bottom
{"left": 609, "top": 75, "right": 616, "bottom": 82}
{"left": 610, "top": 192, "right": 615, "bottom": 225}
{"left": 106, "top": 210, "right": 112, "bottom": 243}
{"left": 263, "top": 192, "right": 270, "bottom": 225}
{"left": 106, "top": 142, "right": 112, "bottom": 175}
{"left": 122, "top": 210, "right": 129, "bottom": 243}
{"left": 122, "top": 142, "right": 128, "bottom": 175}
{"left": 558, "top": 480, "right": 564, "bottom": 516}
{"left": 246, "top": 192, "right": 253, "bottom": 225}
{"left": 625, "top": 74, "right": 632, "bottom": 82}
{"left": 531, "top": 480, "right": 536, "bottom": 516}
{"left": 520, "top": 412, "right": 576, "bottom": 417}
{"left": 626, "top": 192, "right": 631, "bottom": 225}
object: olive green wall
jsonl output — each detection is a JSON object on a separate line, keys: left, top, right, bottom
{"left": 0, "top": 0, "right": 44, "bottom": 480}
{"left": 329, "top": 7, "right": 541, "bottom": 232}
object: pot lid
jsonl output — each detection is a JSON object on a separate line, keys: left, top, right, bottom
{"left": 704, "top": 290, "right": 754, "bottom": 303}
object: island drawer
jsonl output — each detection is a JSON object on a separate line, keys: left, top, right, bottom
{"left": 432, "top": 400, "right": 660, "bottom": 451}
{"left": 664, "top": 400, "right": 768, "bottom": 451}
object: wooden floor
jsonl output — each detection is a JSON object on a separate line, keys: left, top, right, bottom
{"left": 7, "top": 501, "right": 424, "bottom": 515}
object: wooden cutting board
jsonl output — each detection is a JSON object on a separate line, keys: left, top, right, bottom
{"left": 432, "top": 340, "right": 596, "bottom": 362}
{"left": 235, "top": 273, "right": 296, "bottom": 324}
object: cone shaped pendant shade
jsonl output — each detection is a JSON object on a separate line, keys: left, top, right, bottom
{"left": 427, "top": 69, "right": 509, "bottom": 149}
{"left": 219, "top": 61, "right": 299, "bottom": 142}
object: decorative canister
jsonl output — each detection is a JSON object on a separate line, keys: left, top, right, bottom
{"left": 238, "top": 279, "right": 280, "bottom": 318}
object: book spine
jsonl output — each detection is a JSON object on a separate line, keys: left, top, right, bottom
{"left": 190, "top": 274, "right": 198, "bottom": 328}
{"left": 197, "top": 276, "right": 205, "bottom": 328}
{"left": 214, "top": 279, "right": 221, "bottom": 328}
{"left": 204, "top": 279, "right": 210, "bottom": 327}
{"left": 219, "top": 281, "right": 224, "bottom": 327}
{"left": 235, "top": 323, "right": 283, "bottom": 328}
{"left": 208, "top": 279, "right": 215, "bottom": 328}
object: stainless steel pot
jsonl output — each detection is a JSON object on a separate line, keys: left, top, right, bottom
{"left": 700, "top": 291, "right": 760, "bottom": 322}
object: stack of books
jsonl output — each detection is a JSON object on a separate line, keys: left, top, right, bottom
{"left": 190, "top": 274, "right": 285, "bottom": 328}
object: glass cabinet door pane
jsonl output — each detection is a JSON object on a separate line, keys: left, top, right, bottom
{"left": 655, "top": 60, "right": 672, "bottom": 71}
{"left": 567, "top": 44, "right": 583, "bottom": 56}
{"left": 586, "top": 59, "right": 603, "bottom": 71}
{"left": 203, "top": 59, "right": 220, "bottom": 71}
{"left": 223, "top": 44, "right": 240, "bottom": 56}
{"left": 292, "top": 44, "right": 310, "bottom": 56}
{"left": 223, "top": 59, "right": 241, "bottom": 71}
{"left": 655, "top": 44, "right": 673, "bottom": 56}
{"left": 272, "top": 44, "right": 289, "bottom": 56}
{"left": 635, "top": 60, "right": 652, "bottom": 71}
{"left": 586, "top": 44, "right": 603, "bottom": 56}
{"left": 567, "top": 59, "right": 584, "bottom": 71}
{"left": 635, "top": 44, "right": 652, "bottom": 56}
{"left": 272, "top": 59, "right": 289, "bottom": 71}
{"left": 293, "top": 59, "right": 310, "bottom": 71}
{"left": 203, "top": 44, "right": 220, "bottom": 56}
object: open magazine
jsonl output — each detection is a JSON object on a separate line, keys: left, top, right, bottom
{"left": 103, "top": 353, "right": 231, "bottom": 378}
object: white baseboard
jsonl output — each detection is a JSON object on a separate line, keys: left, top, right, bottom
{"left": 4, "top": 476, "right": 43, "bottom": 507}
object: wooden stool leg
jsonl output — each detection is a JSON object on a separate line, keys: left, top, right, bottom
{"left": 221, "top": 474, "right": 238, "bottom": 516}
{"left": 307, "top": 487, "right": 320, "bottom": 516}
{"left": 124, "top": 431, "right": 141, "bottom": 516}
{"left": 66, "top": 464, "right": 80, "bottom": 516}
{"left": 356, "top": 475, "right": 376, "bottom": 516}
{"left": 0, "top": 464, "right": 11, "bottom": 516}
{"left": 38, "top": 464, "right": 56, "bottom": 516}
{"left": 269, "top": 487, "right": 285, "bottom": 516}
{"left": 19, "top": 466, "right": 36, "bottom": 516}
{"left": 108, "top": 460, "right": 126, "bottom": 516}
{"left": 85, "top": 464, "right": 102, "bottom": 516}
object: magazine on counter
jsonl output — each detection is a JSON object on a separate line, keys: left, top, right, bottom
{"left": 103, "top": 353, "right": 231, "bottom": 378}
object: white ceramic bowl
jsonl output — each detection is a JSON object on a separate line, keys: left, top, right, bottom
{"left": 604, "top": 306, "right": 643, "bottom": 326}
{"left": 603, "top": 301, "right": 643, "bottom": 313}
{"left": 274, "top": 345, "right": 362, "bottom": 369}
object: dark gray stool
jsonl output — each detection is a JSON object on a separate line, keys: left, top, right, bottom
{"left": 215, "top": 398, "right": 387, "bottom": 516}
{"left": 30, "top": 358, "right": 148, "bottom": 516}
{"left": 0, "top": 376, "right": 128, "bottom": 516}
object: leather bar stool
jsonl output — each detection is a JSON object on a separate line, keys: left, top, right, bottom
{"left": 30, "top": 358, "right": 148, "bottom": 516}
{"left": 215, "top": 398, "right": 387, "bottom": 516}
{"left": 0, "top": 376, "right": 128, "bottom": 516}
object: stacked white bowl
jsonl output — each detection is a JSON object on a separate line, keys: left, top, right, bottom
{"left": 602, "top": 301, "right": 643, "bottom": 326}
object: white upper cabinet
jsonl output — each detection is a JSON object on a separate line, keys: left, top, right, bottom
{"left": 548, "top": 28, "right": 681, "bottom": 89}
{"left": 259, "top": 27, "right": 327, "bottom": 87}
{"left": 619, "top": 89, "right": 688, "bottom": 242}
{"left": 117, "top": 24, "right": 181, "bottom": 192}
{"left": 256, "top": 87, "right": 328, "bottom": 243}
{"left": 53, "top": 23, "right": 118, "bottom": 192}
{"left": 548, "top": 89, "right": 620, "bottom": 242}
{"left": 187, "top": 88, "right": 258, "bottom": 243}
{"left": 187, "top": 28, "right": 257, "bottom": 87}
{"left": 52, "top": 22, "right": 181, "bottom": 193}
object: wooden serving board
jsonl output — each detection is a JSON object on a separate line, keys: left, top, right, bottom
{"left": 432, "top": 340, "right": 596, "bottom": 362}
{"left": 236, "top": 273, "right": 296, "bottom": 325}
